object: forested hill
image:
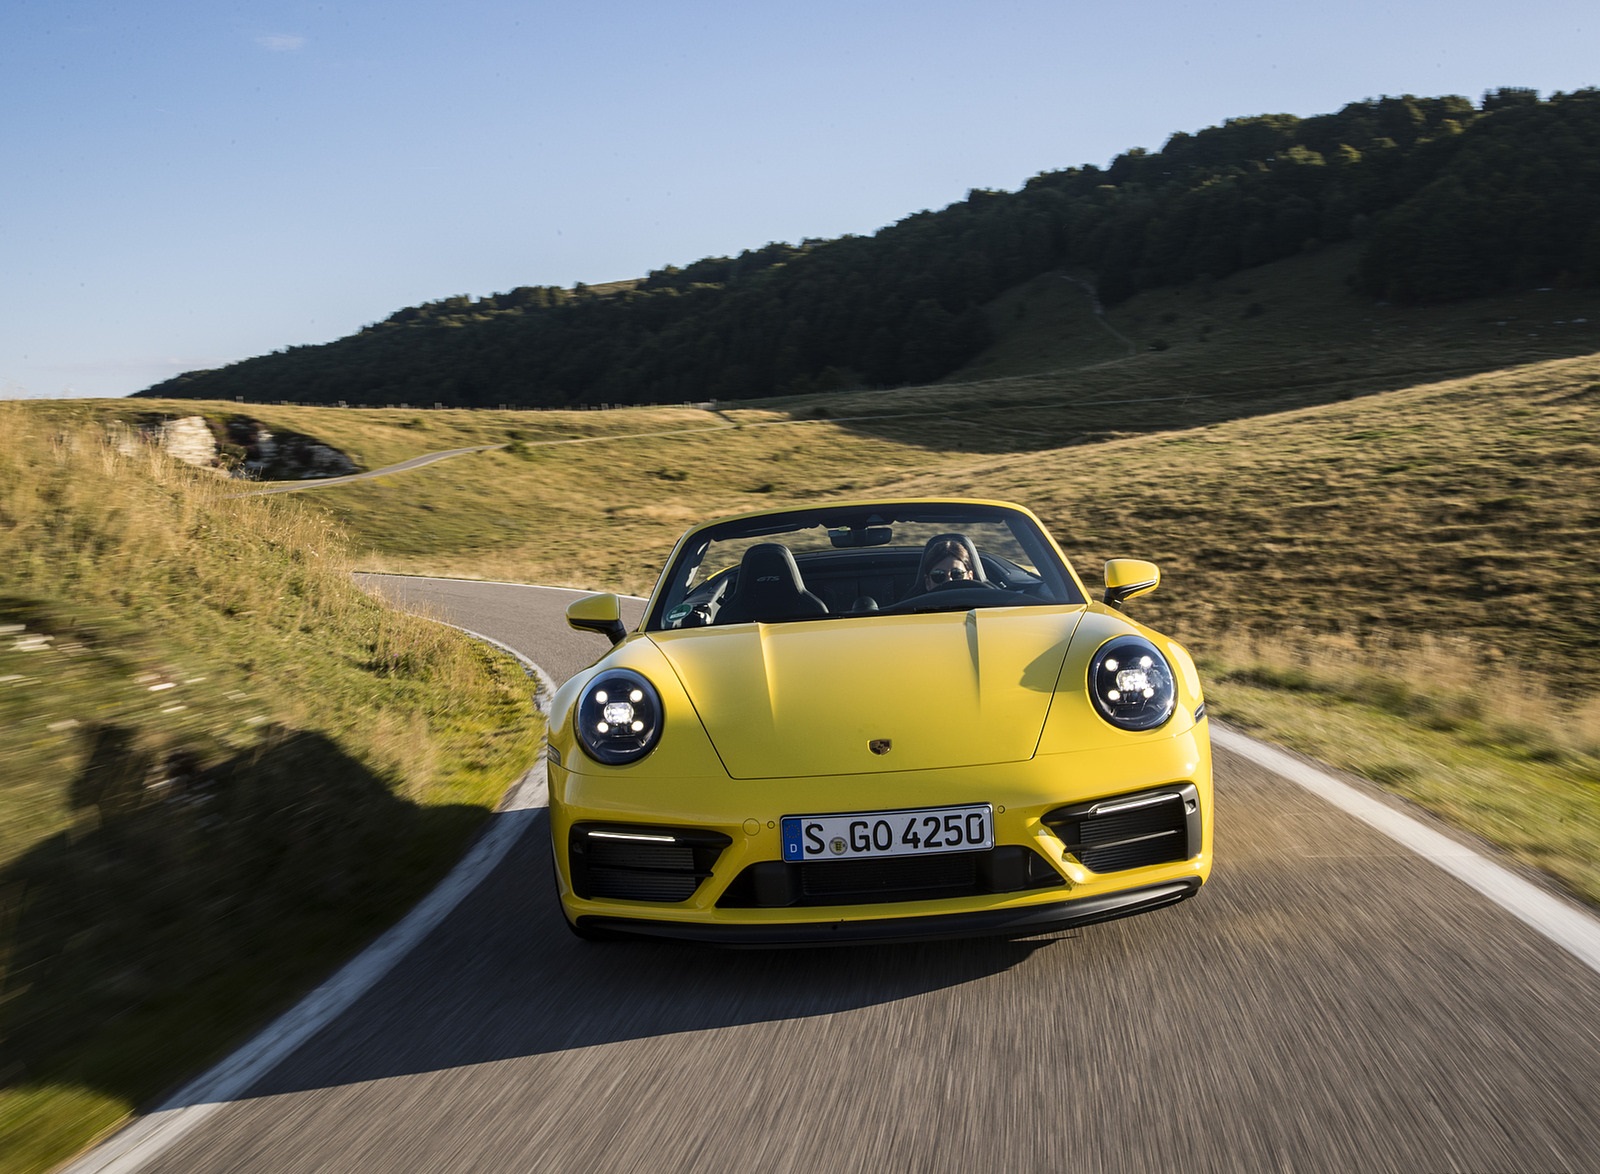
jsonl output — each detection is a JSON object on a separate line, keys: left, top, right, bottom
{"left": 138, "top": 88, "right": 1600, "bottom": 409}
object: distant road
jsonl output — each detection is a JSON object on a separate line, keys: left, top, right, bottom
{"left": 240, "top": 445, "right": 502, "bottom": 496}
{"left": 75, "top": 577, "right": 1600, "bottom": 1173}
{"left": 240, "top": 380, "right": 1305, "bottom": 498}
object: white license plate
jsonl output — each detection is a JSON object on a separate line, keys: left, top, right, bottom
{"left": 781, "top": 804, "right": 993, "bottom": 862}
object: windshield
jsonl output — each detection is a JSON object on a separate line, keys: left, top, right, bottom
{"left": 647, "top": 502, "right": 1085, "bottom": 631}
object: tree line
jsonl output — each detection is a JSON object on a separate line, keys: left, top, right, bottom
{"left": 138, "top": 88, "right": 1600, "bottom": 408}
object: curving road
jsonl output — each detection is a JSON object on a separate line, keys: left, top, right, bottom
{"left": 239, "top": 446, "right": 503, "bottom": 496}
{"left": 76, "top": 577, "right": 1600, "bottom": 1172}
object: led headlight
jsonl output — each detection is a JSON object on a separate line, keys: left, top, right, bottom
{"left": 576, "top": 669, "right": 663, "bottom": 765}
{"left": 1088, "top": 636, "right": 1177, "bottom": 731}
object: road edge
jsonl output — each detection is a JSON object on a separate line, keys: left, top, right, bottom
{"left": 1212, "top": 724, "right": 1600, "bottom": 976}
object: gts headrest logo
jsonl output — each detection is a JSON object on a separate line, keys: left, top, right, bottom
{"left": 756, "top": 575, "right": 781, "bottom": 583}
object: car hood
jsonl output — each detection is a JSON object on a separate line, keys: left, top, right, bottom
{"left": 649, "top": 607, "right": 1087, "bottom": 779}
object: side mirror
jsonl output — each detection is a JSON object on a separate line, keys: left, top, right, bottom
{"left": 1103, "top": 559, "right": 1160, "bottom": 610}
{"left": 567, "top": 593, "right": 628, "bottom": 645}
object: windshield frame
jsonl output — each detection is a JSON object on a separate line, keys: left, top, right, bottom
{"left": 643, "top": 499, "right": 1087, "bottom": 632}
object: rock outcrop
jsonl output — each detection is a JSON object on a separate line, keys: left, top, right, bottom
{"left": 125, "top": 414, "right": 357, "bottom": 481}
{"left": 158, "top": 417, "right": 220, "bottom": 467}
{"left": 222, "top": 418, "right": 356, "bottom": 480}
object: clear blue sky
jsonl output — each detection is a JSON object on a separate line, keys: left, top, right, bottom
{"left": 2, "top": 0, "right": 1594, "bottom": 398}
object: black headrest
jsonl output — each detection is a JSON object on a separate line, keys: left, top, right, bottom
{"left": 739, "top": 542, "right": 807, "bottom": 592}
{"left": 717, "top": 543, "right": 828, "bottom": 624}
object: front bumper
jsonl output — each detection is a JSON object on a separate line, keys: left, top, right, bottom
{"left": 550, "top": 726, "right": 1212, "bottom": 943}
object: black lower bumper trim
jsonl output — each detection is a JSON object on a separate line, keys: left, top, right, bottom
{"left": 573, "top": 878, "right": 1201, "bottom": 946}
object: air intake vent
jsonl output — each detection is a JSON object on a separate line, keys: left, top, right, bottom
{"left": 568, "top": 824, "right": 731, "bottom": 903}
{"left": 718, "top": 846, "right": 1062, "bottom": 908}
{"left": 802, "top": 853, "right": 978, "bottom": 900}
{"left": 1043, "top": 784, "right": 1199, "bottom": 874}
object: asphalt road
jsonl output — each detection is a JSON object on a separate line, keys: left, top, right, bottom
{"left": 106, "top": 578, "right": 1600, "bottom": 1172}
{"left": 240, "top": 446, "right": 502, "bottom": 496}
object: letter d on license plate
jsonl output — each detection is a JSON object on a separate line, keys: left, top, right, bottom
{"left": 781, "top": 803, "right": 993, "bottom": 862}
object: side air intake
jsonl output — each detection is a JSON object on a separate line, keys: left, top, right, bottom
{"left": 1042, "top": 784, "right": 1200, "bottom": 874}
{"left": 568, "top": 824, "right": 731, "bottom": 903}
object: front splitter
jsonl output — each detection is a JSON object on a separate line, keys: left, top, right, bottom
{"left": 574, "top": 877, "right": 1202, "bottom": 947}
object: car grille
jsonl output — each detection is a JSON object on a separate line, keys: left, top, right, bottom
{"left": 802, "top": 853, "right": 977, "bottom": 900}
{"left": 1042, "top": 784, "right": 1200, "bottom": 874}
{"left": 717, "top": 846, "right": 1062, "bottom": 908}
{"left": 568, "top": 824, "right": 731, "bottom": 903}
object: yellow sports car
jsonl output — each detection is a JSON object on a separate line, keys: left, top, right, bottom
{"left": 549, "top": 499, "right": 1210, "bottom": 943}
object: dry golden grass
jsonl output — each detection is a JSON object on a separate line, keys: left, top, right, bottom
{"left": 889, "top": 354, "right": 1600, "bottom": 686}
{"left": 259, "top": 352, "right": 1600, "bottom": 701}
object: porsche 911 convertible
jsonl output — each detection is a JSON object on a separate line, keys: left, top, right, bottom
{"left": 548, "top": 499, "right": 1211, "bottom": 944}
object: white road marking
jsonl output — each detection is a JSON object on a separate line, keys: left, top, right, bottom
{"left": 1212, "top": 724, "right": 1600, "bottom": 977}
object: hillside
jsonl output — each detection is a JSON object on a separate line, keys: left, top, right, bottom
{"left": 107, "top": 240, "right": 1600, "bottom": 690}
{"left": 283, "top": 347, "right": 1600, "bottom": 691}
{"left": 136, "top": 88, "right": 1600, "bottom": 410}
{"left": 105, "top": 240, "right": 1600, "bottom": 469}
{"left": 0, "top": 407, "right": 539, "bottom": 1172}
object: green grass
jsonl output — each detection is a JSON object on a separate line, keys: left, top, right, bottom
{"left": 48, "top": 397, "right": 745, "bottom": 478}
{"left": 0, "top": 406, "right": 540, "bottom": 1173}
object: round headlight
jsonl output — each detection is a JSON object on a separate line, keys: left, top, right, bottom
{"left": 1088, "top": 636, "right": 1177, "bottom": 731}
{"left": 576, "top": 669, "right": 663, "bottom": 765}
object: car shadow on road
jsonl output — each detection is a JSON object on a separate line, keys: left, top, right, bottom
{"left": 241, "top": 806, "right": 1068, "bottom": 1099}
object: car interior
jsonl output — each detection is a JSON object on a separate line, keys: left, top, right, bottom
{"left": 661, "top": 542, "right": 1058, "bottom": 628}
{"left": 648, "top": 506, "right": 1088, "bottom": 630}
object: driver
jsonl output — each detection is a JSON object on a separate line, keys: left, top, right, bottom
{"left": 922, "top": 538, "right": 974, "bottom": 591}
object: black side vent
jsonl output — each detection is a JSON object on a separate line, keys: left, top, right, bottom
{"left": 569, "top": 824, "right": 731, "bottom": 903}
{"left": 717, "top": 846, "right": 1063, "bottom": 908}
{"left": 1043, "top": 784, "right": 1200, "bottom": 875}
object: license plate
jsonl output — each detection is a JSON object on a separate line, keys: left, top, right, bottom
{"left": 781, "top": 804, "right": 993, "bottom": 862}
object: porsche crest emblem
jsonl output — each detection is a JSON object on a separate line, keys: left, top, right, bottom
{"left": 869, "top": 738, "right": 892, "bottom": 756}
